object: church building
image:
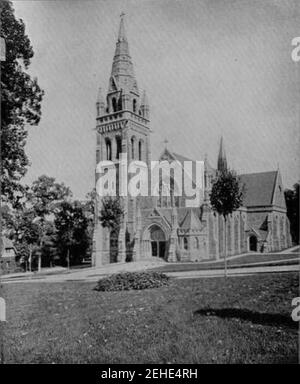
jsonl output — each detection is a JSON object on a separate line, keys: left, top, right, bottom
{"left": 92, "top": 15, "right": 292, "bottom": 266}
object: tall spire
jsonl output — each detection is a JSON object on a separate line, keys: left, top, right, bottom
{"left": 217, "top": 136, "right": 227, "bottom": 173}
{"left": 109, "top": 13, "right": 139, "bottom": 95}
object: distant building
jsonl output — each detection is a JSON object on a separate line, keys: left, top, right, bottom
{"left": 1, "top": 236, "right": 17, "bottom": 273}
{"left": 92, "top": 16, "right": 292, "bottom": 266}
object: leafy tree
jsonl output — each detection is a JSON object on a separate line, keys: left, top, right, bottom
{"left": 55, "top": 201, "right": 89, "bottom": 267}
{"left": 99, "top": 196, "right": 124, "bottom": 230}
{"left": 210, "top": 169, "right": 244, "bottom": 277}
{"left": 285, "top": 183, "right": 299, "bottom": 244}
{"left": 1, "top": 1, "right": 44, "bottom": 201}
{"left": 28, "top": 175, "right": 72, "bottom": 270}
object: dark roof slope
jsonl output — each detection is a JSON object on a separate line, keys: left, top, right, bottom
{"left": 239, "top": 171, "right": 277, "bottom": 207}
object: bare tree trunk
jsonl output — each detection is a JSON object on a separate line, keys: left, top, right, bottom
{"left": 38, "top": 249, "right": 41, "bottom": 272}
{"left": 67, "top": 248, "right": 70, "bottom": 269}
{"left": 29, "top": 245, "right": 32, "bottom": 272}
{"left": 224, "top": 215, "right": 227, "bottom": 278}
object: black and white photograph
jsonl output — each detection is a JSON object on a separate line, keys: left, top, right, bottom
{"left": 0, "top": 0, "right": 299, "bottom": 367}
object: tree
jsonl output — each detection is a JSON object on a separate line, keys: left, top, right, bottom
{"left": 210, "top": 169, "right": 244, "bottom": 277}
{"left": 285, "top": 183, "right": 299, "bottom": 244}
{"left": 1, "top": 1, "right": 44, "bottom": 202}
{"left": 28, "top": 175, "right": 72, "bottom": 270}
{"left": 55, "top": 201, "right": 89, "bottom": 267}
{"left": 99, "top": 196, "right": 124, "bottom": 230}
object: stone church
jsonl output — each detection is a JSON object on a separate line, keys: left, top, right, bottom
{"left": 92, "top": 15, "right": 292, "bottom": 267}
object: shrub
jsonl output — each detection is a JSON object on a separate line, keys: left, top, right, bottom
{"left": 94, "top": 271, "right": 170, "bottom": 292}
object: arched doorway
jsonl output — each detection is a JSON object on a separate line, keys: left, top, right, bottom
{"left": 150, "top": 225, "right": 166, "bottom": 259}
{"left": 110, "top": 230, "right": 119, "bottom": 263}
{"left": 249, "top": 235, "right": 257, "bottom": 252}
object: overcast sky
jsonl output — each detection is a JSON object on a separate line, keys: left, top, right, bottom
{"left": 13, "top": 0, "right": 300, "bottom": 199}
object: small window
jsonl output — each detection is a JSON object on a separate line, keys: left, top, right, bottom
{"left": 116, "top": 136, "right": 122, "bottom": 159}
{"left": 105, "top": 138, "right": 112, "bottom": 161}
{"left": 138, "top": 140, "right": 142, "bottom": 161}
{"left": 184, "top": 237, "right": 188, "bottom": 250}
{"left": 133, "top": 99, "right": 137, "bottom": 113}
{"left": 131, "top": 137, "right": 135, "bottom": 159}
{"left": 194, "top": 237, "right": 199, "bottom": 249}
{"left": 112, "top": 97, "right": 117, "bottom": 112}
{"left": 96, "top": 150, "right": 100, "bottom": 163}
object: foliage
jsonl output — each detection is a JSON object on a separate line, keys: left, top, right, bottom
{"left": 284, "top": 183, "right": 299, "bottom": 244}
{"left": 94, "top": 271, "right": 170, "bottom": 292}
{"left": 55, "top": 200, "right": 89, "bottom": 266}
{"left": 210, "top": 169, "right": 244, "bottom": 218}
{"left": 28, "top": 175, "right": 72, "bottom": 218}
{"left": 1, "top": 1, "right": 44, "bottom": 201}
{"left": 99, "top": 196, "right": 124, "bottom": 230}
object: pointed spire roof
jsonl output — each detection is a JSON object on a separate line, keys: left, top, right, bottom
{"left": 141, "top": 90, "right": 149, "bottom": 106}
{"left": 217, "top": 136, "right": 227, "bottom": 172}
{"left": 96, "top": 87, "right": 104, "bottom": 103}
{"left": 109, "top": 13, "right": 139, "bottom": 95}
{"left": 118, "top": 12, "right": 127, "bottom": 42}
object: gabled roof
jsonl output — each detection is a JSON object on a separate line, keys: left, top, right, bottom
{"left": 180, "top": 209, "right": 202, "bottom": 230}
{"left": 239, "top": 171, "right": 277, "bottom": 207}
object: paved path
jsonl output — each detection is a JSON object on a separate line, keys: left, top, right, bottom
{"left": 166, "top": 264, "right": 299, "bottom": 279}
{"left": 1, "top": 261, "right": 298, "bottom": 284}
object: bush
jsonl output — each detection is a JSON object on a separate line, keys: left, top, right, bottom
{"left": 94, "top": 271, "right": 170, "bottom": 292}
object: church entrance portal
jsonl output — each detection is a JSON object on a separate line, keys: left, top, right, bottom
{"left": 150, "top": 225, "right": 166, "bottom": 259}
{"left": 249, "top": 235, "right": 258, "bottom": 252}
{"left": 110, "top": 230, "right": 119, "bottom": 263}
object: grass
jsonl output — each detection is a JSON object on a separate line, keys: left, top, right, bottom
{"left": 151, "top": 253, "right": 299, "bottom": 273}
{"left": 1, "top": 272, "right": 298, "bottom": 364}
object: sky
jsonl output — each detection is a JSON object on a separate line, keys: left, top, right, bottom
{"left": 12, "top": 0, "right": 300, "bottom": 199}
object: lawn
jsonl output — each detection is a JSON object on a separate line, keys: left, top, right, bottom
{"left": 151, "top": 253, "right": 300, "bottom": 273}
{"left": 1, "top": 272, "right": 298, "bottom": 364}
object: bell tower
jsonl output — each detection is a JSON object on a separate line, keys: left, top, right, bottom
{"left": 93, "top": 14, "right": 151, "bottom": 266}
{"left": 95, "top": 13, "right": 151, "bottom": 169}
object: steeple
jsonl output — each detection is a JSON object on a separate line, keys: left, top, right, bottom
{"left": 109, "top": 13, "right": 139, "bottom": 96}
{"left": 96, "top": 87, "right": 105, "bottom": 117}
{"left": 140, "top": 90, "right": 150, "bottom": 119}
{"left": 217, "top": 136, "right": 227, "bottom": 173}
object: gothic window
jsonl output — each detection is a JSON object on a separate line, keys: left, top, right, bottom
{"left": 96, "top": 149, "right": 100, "bottom": 163}
{"left": 131, "top": 136, "right": 136, "bottom": 159}
{"left": 105, "top": 138, "right": 112, "bottom": 161}
{"left": 133, "top": 99, "right": 137, "bottom": 113}
{"left": 184, "top": 237, "right": 188, "bottom": 250}
{"left": 116, "top": 136, "right": 122, "bottom": 159}
{"left": 118, "top": 97, "right": 122, "bottom": 111}
{"left": 138, "top": 140, "right": 143, "bottom": 161}
{"left": 112, "top": 97, "right": 117, "bottom": 112}
{"left": 97, "top": 133, "right": 101, "bottom": 145}
{"left": 194, "top": 237, "right": 199, "bottom": 249}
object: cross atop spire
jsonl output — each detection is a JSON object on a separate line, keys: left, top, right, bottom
{"left": 118, "top": 12, "right": 127, "bottom": 42}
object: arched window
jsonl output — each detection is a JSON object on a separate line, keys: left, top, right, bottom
{"left": 133, "top": 99, "right": 137, "bottom": 113}
{"left": 116, "top": 136, "right": 122, "bottom": 159}
{"left": 97, "top": 133, "right": 101, "bottom": 145}
{"left": 96, "top": 149, "right": 100, "bottom": 163}
{"left": 138, "top": 140, "right": 143, "bottom": 161}
{"left": 105, "top": 138, "right": 112, "bottom": 161}
{"left": 112, "top": 97, "right": 117, "bottom": 112}
{"left": 131, "top": 136, "right": 135, "bottom": 159}
{"left": 118, "top": 97, "right": 122, "bottom": 111}
{"left": 184, "top": 237, "right": 188, "bottom": 250}
{"left": 194, "top": 237, "right": 199, "bottom": 249}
